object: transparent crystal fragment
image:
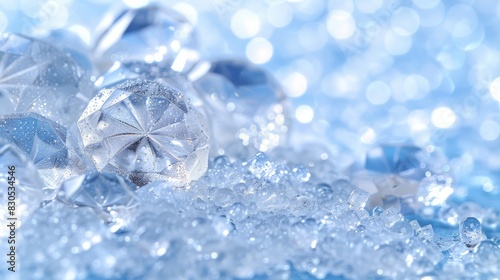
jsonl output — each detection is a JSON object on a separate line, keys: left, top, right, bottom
{"left": 57, "top": 172, "right": 139, "bottom": 210}
{"left": 77, "top": 79, "right": 210, "bottom": 186}
{"left": 449, "top": 242, "right": 470, "bottom": 259}
{"left": 391, "top": 221, "right": 414, "bottom": 241}
{"left": 0, "top": 33, "right": 90, "bottom": 125}
{"left": 459, "top": 217, "right": 487, "bottom": 248}
{"left": 93, "top": 4, "right": 199, "bottom": 74}
{"left": 372, "top": 205, "right": 384, "bottom": 216}
{"left": 418, "top": 224, "right": 435, "bottom": 241}
{"left": 409, "top": 220, "right": 421, "bottom": 231}
{"left": 0, "top": 140, "right": 45, "bottom": 237}
{"left": 381, "top": 207, "right": 403, "bottom": 227}
{"left": 433, "top": 235, "right": 456, "bottom": 252}
{"left": 0, "top": 113, "right": 69, "bottom": 191}
{"left": 192, "top": 60, "right": 290, "bottom": 155}
{"left": 347, "top": 189, "right": 370, "bottom": 209}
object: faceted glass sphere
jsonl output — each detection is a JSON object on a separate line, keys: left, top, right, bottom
{"left": 0, "top": 33, "right": 91, "bottom": 126}
{"left": 0, "top": 112, "right": 69, "bottom": 192}
{"left": 77, "top": 79, "right": 210, "bottom": 186}
{"left": 193, "top": 60, "right": 290, "bottom": 155}
{"left": 92, "top": 4, "right": 199, "bottom": 74}
{"left": 0, "top": 140, "right": 46, "bottom": 237}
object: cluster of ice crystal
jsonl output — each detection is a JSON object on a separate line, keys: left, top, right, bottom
{"left": 5, "top": 154, "right": 499, "bottom": 279}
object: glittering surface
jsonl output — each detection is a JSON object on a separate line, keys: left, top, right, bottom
{"left": 0, "top": 0, "right": 500, "bottom": 279}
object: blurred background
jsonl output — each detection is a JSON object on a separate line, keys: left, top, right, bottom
{"left": 2, "top": 0, "right": 500, "bottom": 208}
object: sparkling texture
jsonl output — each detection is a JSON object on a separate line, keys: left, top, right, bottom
{"left": 77, "top": 79, "right": 210, "bottom": 186}
{"left": 0, "top": 112, "right": 68, "bottom": 191}
{"left": 0, "top": 136, "right": 496, "bottom": 280}
{"left": 0, "top": 33, "right": 90, "bottom": 125}
{"left": 0, "top": 139, "right": 45, "bottom": 237}
{"left": 92, "top": 4, "right": 199, "bottom": 74}
{"left": 193, "top": 60, "right": 290, "bottom": 156}
{"left": 2, "top": 1, "right": 500, "bottom": 279}
{"left": 14, "top": 153, "right": 497, "bottom": 279}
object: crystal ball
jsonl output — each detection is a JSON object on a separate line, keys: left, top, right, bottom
{"left": 0, "top": 33, "right": 91, "bottom": 126}
{"left": 92, "top": 4, "right": 199, "bottom": 74}
{"left": 0, "top": 112, "right": 69, "bottom": 192}
{"left": 77, "top": 79, "right": 210, "bottom": 186}
{"left": 192, "top": 60, "right": 290, "bottom": 156}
